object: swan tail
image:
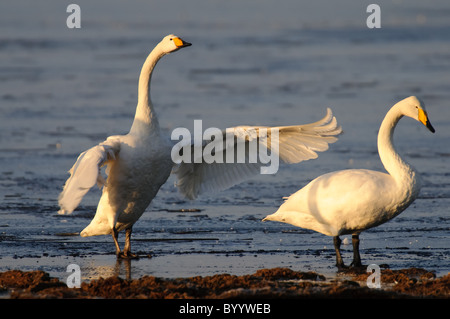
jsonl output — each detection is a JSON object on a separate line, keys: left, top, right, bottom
{"left": 80, "top": 222, "right": 112, "bottom": 237}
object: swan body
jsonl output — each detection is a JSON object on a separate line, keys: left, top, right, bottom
{"left": 263, "top": 96, "right": 435, "bottom": 268}
{"left": 58, "top": 35, "right": 342, "bottom": 258}
{"left": 59, "top": 35, "right": 189, "bottom": 257}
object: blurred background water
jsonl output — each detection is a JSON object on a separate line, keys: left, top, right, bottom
{"left": 0, "top": 0, "right": 449, "bottom": 282}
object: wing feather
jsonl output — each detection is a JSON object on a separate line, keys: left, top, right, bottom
{"left": 173, "top": 108, "right": 342, "bottom": 199}
{"left": 58, "top": 138, "right": 121, "bottom": 214}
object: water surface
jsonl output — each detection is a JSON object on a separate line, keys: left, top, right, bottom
{"left": 0, "top": 0, "right": 449, "bottom": 282}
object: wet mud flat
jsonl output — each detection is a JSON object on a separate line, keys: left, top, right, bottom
{"left": 1, "top": 0, "right": 450, "bottom": 305}
{"left": 0, "top": 267, "right": 448, "bottom": 299}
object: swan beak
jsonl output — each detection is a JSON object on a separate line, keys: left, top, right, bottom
{"left": 418, "top": 109, "right": 435, "bottom": 133}
{"left": 425, "top": 119, "right": 435, "bottom": 133}
{"left": 173, "top": 37, "right": 192, "bottom": 48}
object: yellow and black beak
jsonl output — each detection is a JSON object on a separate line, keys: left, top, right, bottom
{"left": 173, "top": 37, "right": 192, "bottom": 48}
{"left": 418, "top": 108, "right": 435, "bottom": 133}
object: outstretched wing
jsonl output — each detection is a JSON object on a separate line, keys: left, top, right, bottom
{"left": 58, "top": 137, "right": 121, "bottom": 214}
{"left": 173, "top": 108, "right": 342, "bottom": 199}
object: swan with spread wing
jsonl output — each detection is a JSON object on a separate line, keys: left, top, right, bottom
{"left": 58, "top": 35, "right": 342, "bottom": 258}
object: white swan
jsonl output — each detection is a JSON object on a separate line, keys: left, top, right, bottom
{"left": 58, "top": 34, "right": 342, "bottom": 258}
{"left": 263, "top": 96, "right": 435, "bottom": 269}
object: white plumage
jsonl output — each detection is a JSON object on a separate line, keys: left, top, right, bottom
{"left": 174, "top": 109, "right": 341, "bottom": 199}
{"left": 58, "top": 34, "right": 342, "bottom": 258}
{"left": 263, "top": 96, "right": 435, "bottom": 268}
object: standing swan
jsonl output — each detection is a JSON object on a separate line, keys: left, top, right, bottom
{"left": 59, "top": 35, "right": 191, "bottom": 258}
{"left": 263, "top": 96, "right": 435, "bottom": 269}
{"left": 58, "top": 35, "right": 342, "bottom": 258}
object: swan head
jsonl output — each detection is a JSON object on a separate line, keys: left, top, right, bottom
{"left": 159, "top": 34, "right": 191, "bottom": 54}
{"left": 399, "top": 96, "right": 435, "bottom": 133}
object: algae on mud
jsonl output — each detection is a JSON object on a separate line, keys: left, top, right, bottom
{"left": 1, "top": 267, "right": 448, "bottom": 299}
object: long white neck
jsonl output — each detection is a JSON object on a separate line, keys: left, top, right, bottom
{"left": 130, "top": 45, "right": 166, "bottom": 135}
{"left": 377, "top": 104, "right": 419, "bottom": 189}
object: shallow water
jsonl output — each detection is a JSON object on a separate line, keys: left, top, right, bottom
{"left": 0, "top": 0, "right": 449, "bottom": 283}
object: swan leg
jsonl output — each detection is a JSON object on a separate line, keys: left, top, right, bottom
{"left": 333, "top": 236, "right": 346, "bottom": 269}
{"left": 112, "top": 228, "right": 121, "bottom": 256}
{"left": 350, "top": 234, "right": 363, "bottom": 268}
{"left": 122, "top": 227, "right": 138, "bottom": 259}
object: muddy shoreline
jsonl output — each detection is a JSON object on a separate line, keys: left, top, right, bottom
{"left": 1, "top": 267, "right": 448, "bottom": 299}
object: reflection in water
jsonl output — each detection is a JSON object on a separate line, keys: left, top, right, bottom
{"left": 81, "top": 256, "right": 134, "bottom": 281}
{"left": 114, "top": 258, "right": 132, "bottom": 281}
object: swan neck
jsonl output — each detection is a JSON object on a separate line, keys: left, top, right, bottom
{"left": 377, "top": 106, "right": 415, "bottom": 182}
{"left": 132, "top": 46, "right": 165, "bottom": 134}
